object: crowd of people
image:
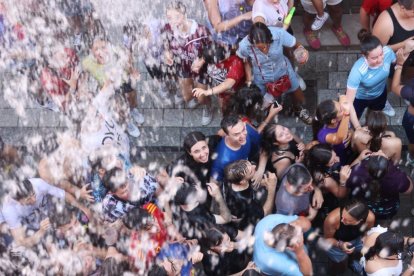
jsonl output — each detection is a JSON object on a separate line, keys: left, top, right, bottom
{"left": 1, "top": 0, "right": 414, "bottom": 275}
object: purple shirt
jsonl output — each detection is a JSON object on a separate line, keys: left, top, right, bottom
{"left": 346, "top": 158, "right": 410, "bottom": 216}
{"left": 317, "top": 123, "right": 348, "bottom": 164}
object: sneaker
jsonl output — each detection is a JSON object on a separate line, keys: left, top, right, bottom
{"left": 331, "top": 25, "right": 350, "bottom": 47}
{"left": 297, "top": 74, "right": 307, "bottom": 91}
{"left": 311, "top": 12, "right": 329, "bottom": 31}
{"left": 36, "top": 97, "right": 60, "bottom": 112}
{"left": 126, "top": 122, "right": 140, "bottom": 137}
{"left": 303, "top": 29, "right": 321, "bottom": 50}
{"left": 201, "top": 105, "right": 213, "bottom": 126}
{"left": 382, "top": 100, "right": 395, "bottom": 117}
{"left": 295, "top": 107, "right": 313, "bottom": 125}
{"left": 131, "top": 108, "right": 145, "bottom": 125}
{"left": 187, "top": 98, "right": 199, "bottom": 109}
{"left": 174, "top": 94, "right": 184, "bottom": 108}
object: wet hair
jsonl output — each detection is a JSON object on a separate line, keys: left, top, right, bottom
{"left": 148, "top": 264, "right": 168, "bottom": 276}
{"left": 399, "top": 0, "right": 414, "bottom": 10}
{"left": 312, "top": 100, "right": 338, "bottom": 140}
{"left": 366, "top": 155, "right": 389, "bottom": 200}
{"left": 26, "top": 132, "right": 59, "bottom": 158}
{"left": 48, "top": 202, "right": 77, "bottom": 229}
{"left": 364, "top": 231, "right": 404, "bottom": 260}
{"left": 122, "top": 207, "right": 151, "bottom": 230}
{"left": 174, "top": 182, "right": 198, "bottom": 205}
{"left": 100, "top": 257, "right": 130, "bottom": 276}
{"left": 166, "top": 1, "right": 187, "bottom": 15}
{"left": 221, "top": 114, "right": 242, "bottom": 135}
{"left": 199, "top": 228, "right": 224, "bottom": 249}
{"left": 366, "top": 111, "right": 387, "bottom": 152}
{"left": 286, "top": 164, "right": 312, "bottom": 187}
{"left": 270, "top": 223, "right": 296, "bottom": 251}
{"left": 344, "top": 199, "right": 370, "bottom": 222}
{"left": 248, "top": 22, "right": 273, "bottom": 44}
{"left": 224, "top": 160, "right": 250, "bottom": 183}
{"left": 13, "top": 179, "right": 35, "bottom": 201}
{"left": 304, "top": 144, "right": 333, "bottom": 184}
{"left": 242, "top": 269, "right": 262, "bottom": 276}
{"left": 0, "top": 136, "right": 4, "bottom": 153}
{"left": 102, "top": 167, "right": 126, "bottom": 193}
{"left": 357, "top": 29, "right": 382, "bottom": 56}
{"left": 202, "top": 43, "right": 228, "bottom": 64}
{"left": 261, "top": 123, "right": 284, "bottom": 154}
{"left": 225, "top": 84, "right": 263, "bottom": 119}
{"left": 183, "top": 131, "right": 206, "bottom": 153}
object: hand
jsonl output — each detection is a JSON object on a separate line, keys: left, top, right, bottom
{"left": 165, "top": 51, "right": 174, "bottom": 66}
{"left": 206, "top": 182, "right": 221, "bottom": 199}
{"left": 261, "top": 172, "right": 277, "bottom": 190}
{"left": 341, "top": 242, "right": 355, "bottom": 254}
{"left": 231, "top": 215, "right": 242, "bottom": 223}
{"left": 293, "top": 46, "right": 309, "bottom": 65}
{"left": 39, "top": 218, "right": 51, "bottom": 234}
{"left": 191, "top": 57, "right": 205, "bottom": 73}
{"left": 80, "top": 183, "right": 94, "bottom": 202}
{"left": 339, "top": 97, "right": 351, "bottom": 114}
{"left": 359, "top": 149, "right": 372, "bottom": 160}
{"left": 312, "top": 187, "right": 324, "bottom": 209}
{"left": 397, "top": 48, "right": 410, "bottom": 66}
{"left": 251, "top": 169, "right": 264, "bottom": 190}
{"left": 242, "top": 11, "right": 252, "bottom": 21}
{"left": 339, "top": 165, "right": 351, "bottom": 185}
{"left": 268, "top": 103, "right": 283, "bottom": 118}
{"left": 371, "top": 149, "right": 388, "bottom": 159}
{"left": 130, "top": 166, "right": 147, "bottom": 181}
{"left": 192, "top": 88, "right": 209, "bottom": 98}
{"left": 183, "top": 239, "right": 198, "bottom": 247}
{"left": 297, "top": 143, "right": 305, "bottom": 152}
{"left": 403, "top": 36, "right": 414, "bottom": 55}
{"left": 61, "top": 67, "right": 80, "bottom": 90}
{"left": 156, "top": 169, "right": 170, "bottom": 188}
{"left": 191, "top": 251, "right": 204, "bottom": 264}
{"left": 295, "top": 150, "right": 305, "bottom": 163}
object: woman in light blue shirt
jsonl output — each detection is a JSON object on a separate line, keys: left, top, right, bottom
{"left": 237, "top": 22, "right": 312, "bottom": 124}
{"left": 346, "top": 29, "right": 396, "bottom": 129}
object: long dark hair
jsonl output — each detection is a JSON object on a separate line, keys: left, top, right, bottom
{"left": 366, "top": 155, "right": 388, "bottom": 201}
{"left": 364, "top": 231, "right": 404, "bottom": 261}
{"left": 248, "top": 22, "right": 273, "bottom": 44}
{"left": 202, "top": 43, "right": 228, "bottom": 64}
{"left": 344, "top": 199, "right": 370, "bottom": 222}
{"left": 312, "top": 100, "right": 338, "bottom": 140}
{"left": 366, "top": 111, "right": 387, "bottom": 152}
{"left": 261, "top": 123, "right": 284, "bottom": 154}
{"left": 304, "top": 144, "right": 333, "bottom": 184}
{"left": 225, "top": 84, "right": 263, "bottom": 119}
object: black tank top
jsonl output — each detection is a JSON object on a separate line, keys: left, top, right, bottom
{"left": 334, "top": 207, "right": 365, "bottom": 242}
{"left": 387, "top": 7, "right": 414, "bottom": 76}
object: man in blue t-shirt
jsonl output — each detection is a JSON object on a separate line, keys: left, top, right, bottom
{"left": 211, "top": 115, "right": 261, "bottom": 182}
{"left": 253, "top": 214, "right": 312, "bottom": 276}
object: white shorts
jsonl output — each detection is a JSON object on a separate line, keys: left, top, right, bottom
{"left": 300, "top": 0, "right": 343, "bottom": 14}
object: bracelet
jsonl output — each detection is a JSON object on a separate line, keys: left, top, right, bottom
{"left": 339, "top": 182, "right": 346, "bottom": 187}
{"left": 395, "top": 64, "right": 403, "bottom": 70}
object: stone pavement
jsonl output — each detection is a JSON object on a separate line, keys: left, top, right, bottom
{"left": 1, "top": 9, "right": 414, "bottom": 275}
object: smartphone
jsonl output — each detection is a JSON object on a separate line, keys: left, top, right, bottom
{"left": 273, "top": 100, "right": 280, "bottom": 108}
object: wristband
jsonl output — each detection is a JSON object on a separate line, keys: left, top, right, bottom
{"left": 395, "top": 64, "right": 403, "bottom": 70}
{"left": 339, "top": 181, "right": 346, "bottom": 187}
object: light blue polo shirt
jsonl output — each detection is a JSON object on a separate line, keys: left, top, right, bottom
{"left": 347, "top": 46, "right": 396, "bottom": 100}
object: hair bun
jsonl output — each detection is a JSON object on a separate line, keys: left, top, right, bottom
{"left": 357, "top": 29, "right": 371, "bottom": 42}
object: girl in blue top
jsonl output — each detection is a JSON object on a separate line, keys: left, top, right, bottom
{"left": 346, "top": 29, "right": 396, "bottom": 128}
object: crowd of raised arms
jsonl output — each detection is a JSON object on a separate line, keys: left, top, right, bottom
{"left": 1, "top": 0, "right": 414, "bottom": 275}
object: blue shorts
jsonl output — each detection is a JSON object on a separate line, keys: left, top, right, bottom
{"left": 402, "top": 109, "right": 414, "bottom": 144}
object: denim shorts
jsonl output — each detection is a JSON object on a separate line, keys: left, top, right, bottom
{"left": 353, "top": 87, "right": 387, "bottom": 119}
{"left": 325, "top": 238, "right": 363, "bottom": 263}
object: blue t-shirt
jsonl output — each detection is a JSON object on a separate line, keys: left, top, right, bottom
{"left": 347, "top": 46, "right": 396, "bottom": 100}
{"left": 157, "top": 243, "right": 192, "bottom": 276}
{"left": 211, "top": 124, "right": 261, "bottom": 181}
{"left": 254, "top": 214, "right": 302, "bottom": 276}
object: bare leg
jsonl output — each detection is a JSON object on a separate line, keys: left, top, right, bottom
{"left": 179, "top": 78, "right": 194, "bottom": 102}
{"left": 327, "top": 3, "right": 343, "bottom": 29}
{"left": 125, "top": 90, "right": 138, "bottom": 109}
{"left": 311, "top": 0, "right": 325, "bottom": 17}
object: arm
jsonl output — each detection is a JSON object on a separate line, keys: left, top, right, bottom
{"left": 323, "top": 210, "right": 340, "bottom": 246}
{"left": 403, "top": 175, "right": 414, "bottom": 195}
{"left": 193, "top": 78, "right": 236, "bottom": 98}
{"left": 204, "top": 0, "right": 252, "bottom": 33}
{"left": 64, "top": 192, "right": 92, "bottom": 219}
{"left": 257, "top": 104, "right": 283, "bottom": 134}
{"left": 359, "top": 7, "right": 371, "bottom": 31}
{"left": 294, "top": 247, "right": 313, "bottom": 276}
{"left": 345, "top": 88, "right": 361, "bottom": 129}
{"left": 325, "top": 114, "right": 351, "bottom": 145}
{"left": 207, "top": 182, "right": 232, "bottom": 224}
{"left": 243, "top": 59, "right": 253, "bottom": 85}
{"left": 372, "top": 11, "right": 394, "bottom": 50}
{"left": 261, "top": 172, "right": 278, "bottom": 216}
{"left": 391, "top": 48, "right": 409, "bottom": 96}
{"left": 251, "top": 150, "right": 269, "bottom": 189}
{"left": 10, "top": 218, "right": 50, "bottom": 248}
